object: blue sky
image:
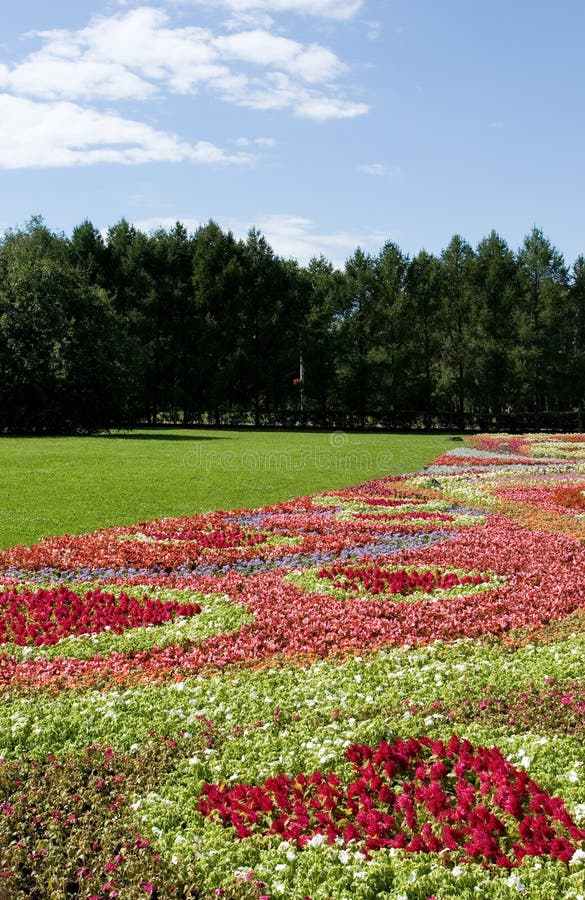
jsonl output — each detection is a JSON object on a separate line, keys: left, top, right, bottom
{"left": 1, "top": 0, "right": 584, "bottom": 266}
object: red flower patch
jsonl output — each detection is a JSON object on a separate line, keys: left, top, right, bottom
{"left": 199, "top": 734, "right": 585, "bottom": 868}
{"left": 149, "top": 526, "right": 268, "bottom": 549}
{"left": 352, "top": 511, "right": 456, "bottom": 523}
{"left": 0, "top": 586, "right": 201, "bottom": 646}
{"left": 432, "top": 454, "right": 541, "bottom": 468}
{"left": 316, "top": 563, "right": 488, "bottom": 596}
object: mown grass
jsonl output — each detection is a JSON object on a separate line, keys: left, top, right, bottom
{"left": 0, "top": 429, "right": 456, "bottom": 549}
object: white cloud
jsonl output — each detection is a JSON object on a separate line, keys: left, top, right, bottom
{"left": 1, "top": 8, "right": 367, "bottom": 120}
{"left": 358, "top": 163, "right": 400, "bottom": 176}
{"left": 132, "top": 212, "right": 387, "bottom": 266}
{"left": 359, "top": 163, "right": 385, "bottom": 176}
{"left": 216, "top": 69, "right": 366, "bottom": 119}
{"left": 223, "top": 11, "right": 276, "bottom": 29}
{"left": 235, "top": 135, "right": 276, "bottom": 146}
{"left": 168, "top": 0, "right": 363, "bottom": 21}
{"left": 8, "top": 9, "right": 226, "bottom": 100}
{"left": 0, "top": 93, "right": 251, "bottom": 168}
{"left": 9, "top": 57, "right": 155, "bottom": 102}
{"left": 295, "top": 96, "right": 368, "bottom": 120}
{"left": 215, "top": 30, "right": 344, "bottom": 83}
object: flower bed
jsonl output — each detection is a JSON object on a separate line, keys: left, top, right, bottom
{"left": 1, "top": 434, "right": 585, "bottom": 898}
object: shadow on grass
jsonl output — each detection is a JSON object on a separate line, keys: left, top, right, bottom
{"left": 99, "top": 432, "right": 225, "bottom": 442}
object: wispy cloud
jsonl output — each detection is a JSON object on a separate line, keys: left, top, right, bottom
{"left": 161, "top": 0, "right": 363, "bottom": 23}
{"left": 235, "top": 135, "right": 277, "bottom": 146}
{"left": 254, "top": 214, "right": 386, "bottom": 263}
{"left": 358, "top": 163, "right": 400, "bottom": 176}
{"left": 0, "top": 93, "right": 251, "bottom": 168}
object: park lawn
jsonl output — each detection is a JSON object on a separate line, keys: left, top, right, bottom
{"left": 0, "top": 429, "right": 455, "bottom": 548}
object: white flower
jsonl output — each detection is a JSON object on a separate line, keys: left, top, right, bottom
{"left": 285, "top": 849, "right": 296, "bottom": 861}
{"left": 338, "top": 850, "right": 350, "bottom": 864}
{"left": 308, "top": 833, "right": 326, "bottom": 848}
{"left": 234, "top": 867, "right": 253, "bottom": 879}
{"left": 574, "top": 803, "right": 585, "bottom": 823}
{"left": 570, "top": 848, "right": 585, "bottom": 865}
{"left": 506, "top": 874, "right": 526, "bottom": 891}
{"left": 452, "top": 866, "right": 463, "bottom": 877}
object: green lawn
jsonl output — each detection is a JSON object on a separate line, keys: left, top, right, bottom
{"left": 0, "top": 429, "right": 456, "bottom": 549}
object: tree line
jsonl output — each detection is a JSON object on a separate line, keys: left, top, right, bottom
{"left": 0, "top": 216, "right": 584, "bottom": 433}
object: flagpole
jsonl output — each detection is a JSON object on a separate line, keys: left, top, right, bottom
{"left": 299, "top": 352, "right": 304, "bottom": 416}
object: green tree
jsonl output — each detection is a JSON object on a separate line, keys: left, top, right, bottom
{"left": 0, "top": 217, "right": 123, "bottom": 432}
{"left": 147, "top": 222, "right": 195, "bottom": 423}
{"left": 338, "top": 248, "right": 379, "bottom": 425}
{"left": 301, "top": 257, "right": 345, "bottom": 424}
{"left": 191, "top": 221, "right": 244, "bottom": 424}
{"left": 438, "top": 235, "right": 476, "bottom": 430}
{"left": 515, "top": 227, "right": 569, "bottom": 413}
{"left": 105, "top": 220, "right": 156, "bottom": 422}
{"left": 404, "top": 250, "right": 442, "bottom": 427}
{"left": 239, "top": 229, "right": 291, "bottom": 426}
{"left": 0, "top": 218, "right": 71, "bottom": 430}
{"left": 375, "top": 241, "right": 410, "bottom": 419}
{"left": 469, "top": 230, "right": 519, "bottom": 423}
{"left": 69, "top": 220, "right": 108, "bottom": 287}
{"left": 569, "top": 256, "right": 585, "bottom": 428}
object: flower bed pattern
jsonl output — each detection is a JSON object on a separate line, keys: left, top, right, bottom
{"left": 1, "top": 434, "right": 585, "bottom": 898}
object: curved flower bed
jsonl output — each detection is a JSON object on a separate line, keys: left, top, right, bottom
{"left": 1, "top": 434, "right": 585, "bottom": 898}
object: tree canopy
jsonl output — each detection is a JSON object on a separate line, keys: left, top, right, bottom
{"left": 0, "top": 216, "right": 581, "bottom": 432}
